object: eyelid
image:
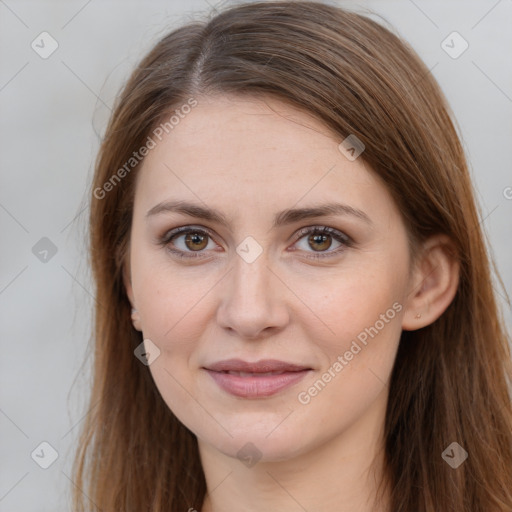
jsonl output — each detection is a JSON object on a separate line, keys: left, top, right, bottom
{"left": 158, "top": 224, "right": 353, "bottom": 260}
{"left": 292, "top": 225, "right": 351, "bottom": 243}
{"left": 158, "top": 225, "right": 216, "bottom": 245}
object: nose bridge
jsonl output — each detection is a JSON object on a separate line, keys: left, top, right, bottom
{"left": 217, "top": 243, "right": 288, "bottom": 337}
{"left": 230, "top": 246, "right": 272, "bottom": 308}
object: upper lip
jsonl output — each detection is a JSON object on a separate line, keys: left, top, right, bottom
{"left": 204, "top": 358, "right": 311, "bottom": 373}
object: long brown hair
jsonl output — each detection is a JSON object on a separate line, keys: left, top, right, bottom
{"left": 74, "top": 1, "right": 512, "bottom": 510}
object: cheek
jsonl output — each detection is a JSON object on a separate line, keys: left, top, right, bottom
{"left": 135, "top": 270, "right": 212, "bottom": 421}
{"left": 131, "top": 242, "right": 216, "bottom": 339}
{"left": 294, "top": 262, "right": 405, "bottom": 356}
{"left": 133, "top": 243, "right": 407, "bottom": 362}
{"left": 293, "top": 276, "right": 403, "bottom": 432}
{"left": 132, "top": 265, "right": 218, "bottom": 419}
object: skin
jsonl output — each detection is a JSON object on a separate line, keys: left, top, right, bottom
{"left": 124, "top": 95, "right": 459, "bottom": 512}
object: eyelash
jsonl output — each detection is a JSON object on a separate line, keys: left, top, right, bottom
{"left": 158, "top": 225, "right": 353, "bottom": 260}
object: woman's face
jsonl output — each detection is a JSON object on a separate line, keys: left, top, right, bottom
{"left": 125, "top": 94, "right": 413, "bottom": 462}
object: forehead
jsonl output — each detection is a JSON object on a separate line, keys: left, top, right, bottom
{"left": 133, "top": 95, "right": 397, "bottom": 227}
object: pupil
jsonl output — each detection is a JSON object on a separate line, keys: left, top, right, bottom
{"left": 310, "top": 234, "right": 331, "bottom": 251}
{"left": 186, "top": 233, "right": 207, "bottom": 251}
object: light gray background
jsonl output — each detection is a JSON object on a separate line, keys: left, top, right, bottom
{"left": 1, "top": 0, "right": 511, "bottom": 510}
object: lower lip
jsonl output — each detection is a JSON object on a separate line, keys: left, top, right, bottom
{"left": 204, "top": 369, "right": 311, "bottom": 398}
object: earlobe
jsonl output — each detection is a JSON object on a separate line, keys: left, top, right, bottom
{"left": 130, "top": 307, "right": 142, "bottom": 331}
{"left": 123, "top": 261, "right": 135, "bottom": 307}
{"left": 402, "top": 234, "right": 459, "bottom": 331}
{"left": 122, "top": 259, "right": 142, "bottom": 332}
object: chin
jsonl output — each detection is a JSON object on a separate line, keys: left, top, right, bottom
{"left": 198, "top": 422, "right": 309, "bottom": 464}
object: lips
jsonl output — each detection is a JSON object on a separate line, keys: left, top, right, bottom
{"left": 203, "top": 358, "right": 312, "bottom": 398}
{"left": 205, "top": 358, "right": 311, "bottom": 373}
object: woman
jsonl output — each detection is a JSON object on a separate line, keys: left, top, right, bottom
{"left": 73, "top": 1, "right": 512, "bottom": 511}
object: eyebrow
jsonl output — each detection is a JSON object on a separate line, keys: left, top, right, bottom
{"left": 145, "top": 200, "right": 373, "bottom": 229}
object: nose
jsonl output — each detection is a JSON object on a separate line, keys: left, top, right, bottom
{"left": 216, "top": 249, "right": 290, "bottom": 340}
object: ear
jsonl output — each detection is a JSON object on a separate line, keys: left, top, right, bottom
{"left": 402, "top": 234, "right": 460, "bottom": 331}
{"left": 122, "top": 252, "right": 142, "bottom": 332}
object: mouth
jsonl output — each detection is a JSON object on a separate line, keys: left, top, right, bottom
{"left": 221, "top": 370, "right": 298, "bottom": 377}
{"left": 203, "top": 359, "right": 312, "bottom": 398}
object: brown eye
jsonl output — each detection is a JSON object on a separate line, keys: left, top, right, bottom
{"left": 308, "top": 232, "right": 333, "bottom": 252}
{"left": 184, "top": 232, "right": 209, "bottom": 251}
{"left": 160, "top": 227, "right": 216, "bottom": 259}
{"left": 159, "top": 225, "right": 352, "bottom": 261}
{"left": 292, "top": 226, "right": 352, "bottom": 259}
